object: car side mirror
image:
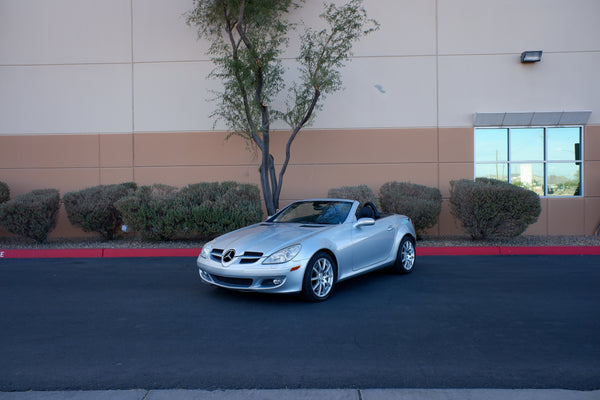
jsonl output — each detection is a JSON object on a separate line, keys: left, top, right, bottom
{"left": 353, "top": 218, "right": 375, "bottom": 229}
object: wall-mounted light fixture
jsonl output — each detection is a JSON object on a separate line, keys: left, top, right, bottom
{"left": 521, "top": 50, "right": 543, "bottom": 63}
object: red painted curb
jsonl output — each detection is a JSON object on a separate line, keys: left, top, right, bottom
{"left": 417, "top": 247, "right": 500, "bottom": 256}
{"left": 0, "top": 248, "right": 200, "bottom": 259}
{"left": 500, "top": 246, "right": 600, "bottom": 256}
{"left": 1, "top": 247, "right": 599, "bottom": 259}
{"left": 416, "top": 246, "right": 600, "bottom": 256}
{"left": 102, "top": 248, "right": 201, "bottom": 258}
{"left": 0, "top": 249, "right": 103, "bottom": 258}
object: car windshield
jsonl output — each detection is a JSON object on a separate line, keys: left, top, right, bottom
{"left": 271, "top": 201, "right": 353, "bottom": 225}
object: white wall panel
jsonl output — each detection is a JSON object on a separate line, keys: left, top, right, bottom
{"left": 438, "top": 0, "right": 600, "bottom": 55}
{"left": 0, "top": 0, "right": 131, "bottom": 65}
{"left": 284, "top": 0, "right": 437, "bottom": 58}
{"left": 311, "top": 56, "right": 437, "bottom": 129}
{"left": 133, "top": 61, "right": 219, "bottom": 132}
{"left": 438, "top": 52, "right": 600, "bottom": 127}
{"left": 1, "top": 0, "right": 598, "bottom": 136}
{"left": 353, "top": 0, "right": 436, "bottom": 57}
{"left": 134, "top": 55, "right": 437, "bottom": 132}
{"left": 133, "top": 0, "right": 209, "bottom": 62}
{"left": 0, "top": 65, "right": 132, "bottom": 134}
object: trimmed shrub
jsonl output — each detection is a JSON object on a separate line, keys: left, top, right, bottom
{"left": 449, "top": 178, "right": 541, "bottom": 240}
{"left": 0, "top": 181, "right": 9, "bottom": 203}
{"left": 63, "top": 183, "right": 137, "bottom": 240}
{"left": 115, "top": 182, "right": 263, "bottom": 241}
{"left": 328, "top": 185, "right": 379, "bottom": 207}
{"left": 115, "top": 184, "right": 183, "bottom": 241}
{"left": 379, "top": 181, "right": 442, "bottom": 235}
{"left": 0, "top": 189, "right": 60, "bottom": 243}
{"left": 179, "top": 182, "right": 263, "bottom": 239}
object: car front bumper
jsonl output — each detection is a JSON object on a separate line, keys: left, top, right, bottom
{"left": 196, "top": 256, "right": 308, "bottom": 294}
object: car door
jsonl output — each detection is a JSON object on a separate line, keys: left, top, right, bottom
{"left": 351, "top": 217, "right": 396, "bottom": 271}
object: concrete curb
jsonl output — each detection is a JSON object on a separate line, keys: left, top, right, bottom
{"left": 1, "top": 246, "right": 600, "bottom": 259}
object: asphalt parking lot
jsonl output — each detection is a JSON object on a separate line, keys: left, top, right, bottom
{"left": 1, "top": 255, "right": 599, "bottom": 392}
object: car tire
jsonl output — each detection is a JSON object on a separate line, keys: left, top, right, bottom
{"left": 302, "top": 251, "right": 337, "bottom": 302}
{"left": 392, "top": 236, "right": 416, "bottom": 274}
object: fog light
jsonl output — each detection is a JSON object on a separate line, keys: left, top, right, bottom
{"left": 272, "top": 278, "right": 284, "bottom": 285}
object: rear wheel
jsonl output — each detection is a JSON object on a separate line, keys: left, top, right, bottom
{"left": 302, "top": 252, "right": 336, "bottom": 302}
{"left": 392, "top": 236, "right": 416, "bottom": 274}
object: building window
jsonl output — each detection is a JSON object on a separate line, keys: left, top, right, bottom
{"left": 475, "top": 126, "right": 582, "bottom": 197}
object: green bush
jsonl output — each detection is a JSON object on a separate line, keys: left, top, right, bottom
{"left": 115, "top": 182, "right": 263, "bottom": 241}
{"left": 328, "top": 185, "right": 379, "bottom": 207}
{"left": 63, "top": 183, "right": 137, "bottom": 240}
{"left": 449, "top": 178, "right": 541, "bottom": 240}
{"left": 379, "top": 181, "right": 442, "bottom": 235}
{"left": 0, "top": 181, "right": 9, "bottom": 203}
{"left": 0, "top": 189, "right": 60, "bottom": 243}
{"left": 179, "top": 181, "right": 263, "bottom": 239}
{"left": 115, "top": 184, "right": 184, "bottom": 242}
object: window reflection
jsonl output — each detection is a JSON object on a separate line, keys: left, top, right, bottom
{"left": 510, "top": 128, "right": 544, "bottom": 161}
{"left": 547, "top": 127, "right": 581, "bottom": 161}
{"left": 476, "top": 163, "right": 508, "bottom": 182}
{"left": 510, "top": 163, "right": 544, "bottom": 196}
{"left": 547, "top": 163, "right": 581, "bottom": 196}
{"left": 475, "top": 129, "right": 507, "bottom": 162}
{"left": 474, "top": 126, "right": 583, "bottom": 197}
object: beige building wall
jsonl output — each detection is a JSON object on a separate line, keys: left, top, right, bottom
{"left": 1, "top": 126, "right": 599, "bottom": 236}
{"left": 1, "top": 0, "right": 599, "bottom": 237}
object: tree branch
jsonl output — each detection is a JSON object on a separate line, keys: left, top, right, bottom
{"left": 274, "top": 86, "right": 320, "bottom": 204}
{"left": 223, "top": 5, "right": 263, "bottom": 151}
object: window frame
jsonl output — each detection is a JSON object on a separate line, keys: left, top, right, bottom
{"left": 474, "top": 126, "right": 584, "bottom": 198}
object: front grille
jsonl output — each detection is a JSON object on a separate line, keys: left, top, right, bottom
{"left": 210, "top": 249, "right": 224, "bottom": 262}
{"left": 239, "top": 251, "right": 263, "bottom": 264}
{"left": 210, "top": 249, "right": 263, "bottom": 264}
{"left": 212, "top": 274, "right": 253, "bottom": 287}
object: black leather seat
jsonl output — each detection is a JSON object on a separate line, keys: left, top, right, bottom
{"left": 357, "top": 205, "right": 375, "bottom": 219}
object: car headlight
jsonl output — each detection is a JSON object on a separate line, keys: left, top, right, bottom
{"left": 199, "top": 241, "right": 214, "bottom": 259}
{"left": 263, "top": 244, "right": 301, "bottom": 264}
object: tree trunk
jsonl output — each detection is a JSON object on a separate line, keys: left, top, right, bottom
{"left": 260, "top": 161, "right": 277, "bottom": 216}
{"left": 258, "top": 132, "right": 278, "bottom": 216}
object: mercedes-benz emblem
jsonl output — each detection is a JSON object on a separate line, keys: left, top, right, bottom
{"left": 222, "top": 249, "right": 236, "bottom": 264}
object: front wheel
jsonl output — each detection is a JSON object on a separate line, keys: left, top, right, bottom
{"left": 302, "top": 252, "right": 336, "bottom": 302}
{"left": 392, "top": 236, "right": 416, "bottom": 274}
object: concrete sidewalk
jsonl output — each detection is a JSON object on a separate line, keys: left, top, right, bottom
{"left": 1, "top": 389, "right": 600, "bottom": 400}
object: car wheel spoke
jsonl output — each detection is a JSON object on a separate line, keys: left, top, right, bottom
{"left": 310, "top": 258, "right": 332, "bottom": 297}
{"left": 402, "top": 241, "right": 415, "bottom": 270}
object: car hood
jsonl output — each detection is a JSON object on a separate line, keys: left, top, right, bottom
{"left": 212, "top": 222, "right": 334, "bottom": 256}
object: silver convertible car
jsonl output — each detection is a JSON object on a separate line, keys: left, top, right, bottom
{"left": 197, "top": 199, "right": 416, "bottom": 301}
